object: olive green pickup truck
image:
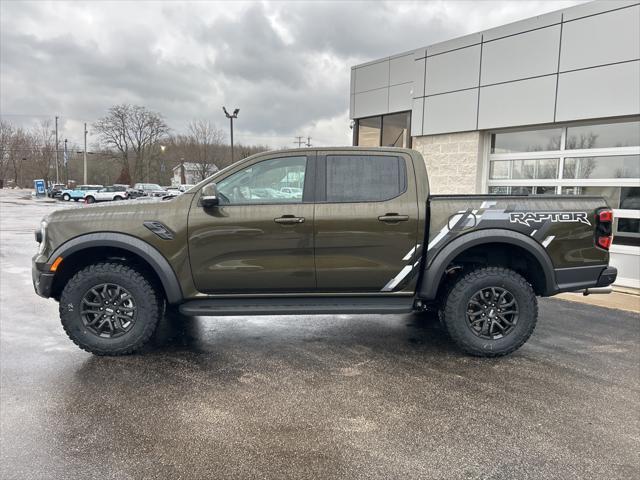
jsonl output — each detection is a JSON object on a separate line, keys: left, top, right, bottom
{"left": 32, "top": 147, "right": 617, "bottom": 357}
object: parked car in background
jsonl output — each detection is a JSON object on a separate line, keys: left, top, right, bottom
{"left": 132, "top": 183, "right": 168, "bottom": 197}
{"left": 60, "top": 185, "right": 103, "bottom": 201}
{"left": 179, "top": 184, "right": 195, "bottom": 193}
{"left": 47, "top": 184, "right": 66, "bottom": 198}
{"left": 83, "top": 186, "right": 129, "bottom": 203}
{"left": 280, "top": 186, "right": 303, "bottom": 199}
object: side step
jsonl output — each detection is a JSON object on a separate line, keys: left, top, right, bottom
{"left": 179, "top": 296, "right": 415, "bottom": 317}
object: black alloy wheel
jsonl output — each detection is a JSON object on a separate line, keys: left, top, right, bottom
{"left": 80, "top": 283, "right": 137, "bottom": 338}
{"left": 466, "top": 286, "right": 519, "bottom": 340}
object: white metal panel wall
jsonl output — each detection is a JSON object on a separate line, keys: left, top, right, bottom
{"left": 478, "top": 76, "right": 557, "bottom": 129}
{"left": 389, "top": 54, "right": 414, "bottom": 85}
{"left": 560, "top": 5, "right": 640, "bottom": 71}
{"left": 480, "top": 25, "right": 561, "bottom": 85}
{"left": 425, "top": 45, "right": 481, "bottom": 95}
{"left": 556, "top": 60, "right": 640, "bottom": 121}
{"left": 353, "top": 88, "right": 388, "bottom": 118}
{"left": 350, "top": 0, "right": 640, "bottom": 136}
{"left": 423, "top": 90, "right": 479, "bottom": 135}
{"left": 354, "top": 60, "right": 389, "bottom": 93}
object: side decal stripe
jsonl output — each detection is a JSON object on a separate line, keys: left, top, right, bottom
{"left": 542, "top": 235, "right": 555, "bottom": 248}
{"left": 381, "top": 265, "right": 414, "bottom": 292}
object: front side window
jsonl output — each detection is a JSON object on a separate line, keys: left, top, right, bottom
{"left": 216, "top": 156, "right": 306, "bottom": 204}
{"left": 325, "top": 155, "right": 406, "bottom": 202}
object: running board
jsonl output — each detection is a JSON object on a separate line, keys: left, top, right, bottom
{"left": 179, "top": 296, "right": 415, "bottom": 316}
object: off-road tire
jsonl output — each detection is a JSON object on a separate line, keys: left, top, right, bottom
{"left": 62, "top": 193, "right": 70, "bottom": 201}
{"left": 85, "top": 196, "right": 95, "bottom": 204}
{"left": 60, "top": 262, "right": 161, "bottom": 355}
{"left": 442, "top": 267, "right": 537, "bottom": 357}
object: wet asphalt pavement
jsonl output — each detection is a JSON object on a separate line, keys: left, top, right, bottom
{"left": 1, "top": 189, "right": 639, "bottom": 480}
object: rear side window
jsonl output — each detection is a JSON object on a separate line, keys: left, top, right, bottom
{"left": 325, "top": 155, "right": 406, "bottom": 202}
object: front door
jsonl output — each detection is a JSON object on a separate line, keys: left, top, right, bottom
{"left": 314, "top": 152, "right": 419, "bottom": 292}
{"left": 188, "top": 154, "right": 315, "bottom": 294}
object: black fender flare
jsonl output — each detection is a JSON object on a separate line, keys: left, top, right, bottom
{"left": 48, "top": 232, "right": 183, "bottom": 304}
{"left": 418, "top": 229, "right": 557, "bottom": 300}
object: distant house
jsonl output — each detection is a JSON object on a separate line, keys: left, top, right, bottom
{"left": 172, "top": 162, "right": 219, "bottom": 186}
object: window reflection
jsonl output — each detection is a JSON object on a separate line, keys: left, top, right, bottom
{"left": 356, "top": 112, "right": 411, "bottom": 148}
{"left": 488, "top": 186, "right": 556, "bottom": 195}
{"left": 489, "top": 159, "right": 558, "bottom": 179}
{"left": 381, "top": 112, "right": 410, "bottom": 147}
{"left": 566, "top": 121, "right": 640, "bottom": 149}
{"left": 563, "top": 155, "right": 640, "bottom": 179}
{"left": 490, "top": 128, "right": 562, "bottom": 154}
{"left": 357, "top": 116, "right": 381, "bottom": 147}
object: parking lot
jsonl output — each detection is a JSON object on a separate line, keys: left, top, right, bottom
{"left": 1, "top": 188, "right": 639, "bottom": 480}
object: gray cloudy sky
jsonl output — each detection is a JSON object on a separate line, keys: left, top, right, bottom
{"left": 1, "top": 0, "right": 584, "bottom": 148}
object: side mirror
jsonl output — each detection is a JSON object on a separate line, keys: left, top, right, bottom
{"left": 201, "top": 183, "right": 219, "bottom": 207}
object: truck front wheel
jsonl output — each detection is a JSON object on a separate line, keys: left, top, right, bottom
{"left": 442, "top": 267, "right": 537, "bottom": 357}
{"left": 59, "top": 262, "right": 161, "bottom": 355}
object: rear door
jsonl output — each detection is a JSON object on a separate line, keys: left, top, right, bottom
{"left": 187, "top": 153, "right": 316, "bottom": 294}
{"left": 314, "top": 151, "right": 420, "bottom": 292}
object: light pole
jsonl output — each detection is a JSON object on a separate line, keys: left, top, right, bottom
{"left": 54, "top": 116, "right": 59, "bottom": 184}
{"left": 223, "top": 106, "right": 239, "bottom": 163}
{"left": 64, "top": 139, "right": 68, "bottom": 183}
{"left": 83, "top": 123, "right": 88, "bottom": 184}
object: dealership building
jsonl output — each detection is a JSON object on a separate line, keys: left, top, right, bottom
{"left": 349, "top": 0, "right": 640, "bottom": 288}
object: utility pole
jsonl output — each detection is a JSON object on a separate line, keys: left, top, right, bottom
{"left": 83, "top": 123, "right": 88, "bottom": 184}
{"left": 306, "top": 136, "right": 312, "bottom": 147}
{"left": 64, "top": 139, "right": 68, "bottom": 184}
{"left": 294, "top": 136, "right": 305, "bottom": 148}
{"left": 223, "top": 107, "right": 239, "bottom": 163}
{"left": 54, "top": 116, "right": 59, "bottom": 184}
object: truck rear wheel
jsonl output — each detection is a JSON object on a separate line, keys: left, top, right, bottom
{"left": 59, "top": 262, "right": 161, "bottom": 355}
{"left": 442, "top": 267, "right": 537, "bottom": 357}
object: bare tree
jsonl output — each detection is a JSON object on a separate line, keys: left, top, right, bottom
{"left": 93, "top": 104, "right": 170, "bottom": 184}
{"left": 187, "top": 120, "right": 225, "bottom": 182}
{"left": 0, "top": 120, "right": 14, "bottom": 188}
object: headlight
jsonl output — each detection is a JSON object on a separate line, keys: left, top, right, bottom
{"left": 37, "top": 220, "right": 48, "bottom": 255}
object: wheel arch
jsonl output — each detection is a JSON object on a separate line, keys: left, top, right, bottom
{"left": 418, "top": 229, "right": 557, "bottom": 300}
{"left": 48, "top": 232, "right": 183, "bottom": 304}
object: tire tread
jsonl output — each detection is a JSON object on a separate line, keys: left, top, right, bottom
{"left": 443, "top": 266, "right": 538, "bottom": 357}
{"left": 59, "top": 262, "right": 160, "bottom": 356}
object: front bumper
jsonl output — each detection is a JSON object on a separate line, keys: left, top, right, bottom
{"left": 32, "top": 255, "right": 55, "bottom": 298}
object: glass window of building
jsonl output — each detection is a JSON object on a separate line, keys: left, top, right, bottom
{"left": 490, "top": 128, "right": 562, "bottom": 154}
{"left": 357, "top": 116, "right": 381, "bottom": 147}
{"left": 565, "top": 121, "right": 640, "bottom": 149}
{"left": 357, "top": 112, "right": 411, "bottom": 148}
{"left": 381, "top": 112, "right": 411, "bottom": 148}
{"left": 487, "top": 118, "right": 640, "bottom": 247}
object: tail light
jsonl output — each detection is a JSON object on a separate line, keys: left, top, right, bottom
{"left": 595, "top": 208, "right": 613, "bottom": 250}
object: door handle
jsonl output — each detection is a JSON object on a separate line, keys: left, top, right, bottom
{"left": 274, "top": 215, "right": 305, "bottom": 225}
{"left": 378, "top": 213, "right": 409, "bottom": 223}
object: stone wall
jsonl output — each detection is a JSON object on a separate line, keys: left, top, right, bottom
{"left": 412, "top": 131, "right": 483, "bottom": 194}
